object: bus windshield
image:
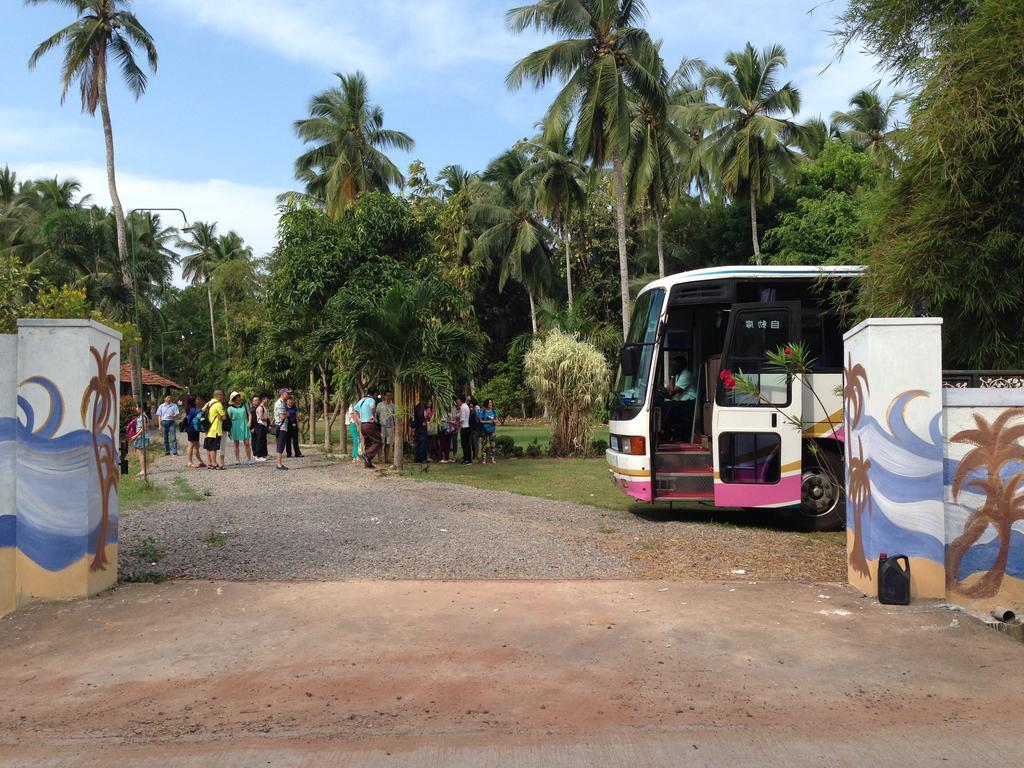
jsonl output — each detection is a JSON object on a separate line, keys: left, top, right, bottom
{"left": 612, "top": 288, "right": 664, "bottom": 421}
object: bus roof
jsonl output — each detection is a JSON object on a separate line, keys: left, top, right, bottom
{"left": 638, "top": 264, "right": 863, "bottom": 296}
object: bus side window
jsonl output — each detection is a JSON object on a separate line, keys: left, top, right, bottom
{"left": 718, "top": 308, "right": 792, "bottom": 406}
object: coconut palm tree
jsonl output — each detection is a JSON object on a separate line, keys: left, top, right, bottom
{"left": 948, "top": 409, "right": 1024, "bottom": 598}
{"left": 27, "top": 0, "right": 158, "bottom": 401}
{"left": 506, "top": 0, "right": 665, "bottom": 338}
{"left": 694, "top": 43, "right": 803, "bottom": 262}
{"left": 177, "top": 221, "right": 220, "bottom": 352}
{"left": 436, "top": 165, "right": 477, "bottom": 200}
{"left": 209, "top": 230, "right": 254, "bottom": 344}
{"left": 293, "top": 71, "right": 415, "bottom": 218}
{"left": 331, "top": 278, "right": 482, "bottom": 470}
{"left": 470, "top": 147, "right": 554, "bottom": 334}
{"left": 521, "top": 127, "right": 586, "bottom": 301}
{"left": 830, "top": 87, "right": 906, "bottom": 172}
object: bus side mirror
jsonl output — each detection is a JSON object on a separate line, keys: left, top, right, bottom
{"left": 620, "top": 345, "right": 639, "bottom": 376}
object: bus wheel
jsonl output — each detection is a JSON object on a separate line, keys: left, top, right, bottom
{"left": 794, "top": 449, "right": 845, "bottom": 532}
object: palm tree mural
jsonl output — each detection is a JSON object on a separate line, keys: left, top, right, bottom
{"left": 81, "top": 344, "right": 119, "bottom": 572}
{"left": 844, "top": 353, "right": 872, "bottom": 578}
{"left": 948, "top": 408, "right": 1024, "bottom": 598}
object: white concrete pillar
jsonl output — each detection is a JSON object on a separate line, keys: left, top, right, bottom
{"left": 0, "top": 334, "right": 16, "bottom": 616}
{"left": 15, "top": 319, "right": 121, "bottom": 602}
{"left": 843, "top": 318, "right": 946, "bottom": 599}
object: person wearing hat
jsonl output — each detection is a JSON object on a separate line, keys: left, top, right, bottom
{"left": 227, "top": 391, "right": 253, "bottom": 465}
{"left": 273, "top": 387, "right": 291, "bottom": 470}
{"left": 203, "top": 390, "right": 227, "bottom": 470}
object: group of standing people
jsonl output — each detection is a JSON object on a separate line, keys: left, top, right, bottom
{"left": 410, "top": 394, "right": 498, "bottom": 465}
{"left": 135, "top": 388, "right": 304, "bottom": 473}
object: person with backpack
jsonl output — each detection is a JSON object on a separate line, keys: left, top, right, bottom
{"left": 184, "top": 395, "right": 206, "bottom": 468}
{"left": 227, "top": 391, "right": 253, "bottom": 466}
{"left": 125, "top": 401, "right": 149, "bottom": 477}
{"left": 203, "top": 390, "right": 227, "bottom": 470}
{"left": 353, "top": 387, "right": 381, "bottom": 470}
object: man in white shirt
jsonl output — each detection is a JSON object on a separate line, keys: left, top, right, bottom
{"left": 155, "top": 394, "right": 180, "bottom": 456}
{"left": 458, "top": 395, "right": 472, "bottom": 465}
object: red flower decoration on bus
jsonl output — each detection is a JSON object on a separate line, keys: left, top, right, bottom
{"left": 719, "top": 369, "right": 737, "bottom": 389}
{"left": 784, "top": 346, "right": 793, "bottom": 357}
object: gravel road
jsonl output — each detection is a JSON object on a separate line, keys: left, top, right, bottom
{"left": 119, "top": 450, "right": 846, "bottom": 582}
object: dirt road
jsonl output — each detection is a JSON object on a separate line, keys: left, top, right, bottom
{"left": 3, "top": 579, "right": 1022, "bottom": 766}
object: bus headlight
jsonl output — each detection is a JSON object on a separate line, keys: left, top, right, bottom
{"left": 611, "top": 435, "right": 646, "bottom": 455}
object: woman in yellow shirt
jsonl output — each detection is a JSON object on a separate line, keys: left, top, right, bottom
{"left": 204, "top": 390, "right": 228, "bottom": 470}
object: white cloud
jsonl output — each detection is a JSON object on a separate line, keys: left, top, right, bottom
{"left": 0, "top": 108, "right": 92, "bottom": 156}
{"left": 150, "top": 0, "right": 539, "bottom": 80}
{"left": 11, "top": 161, "right": 281, "bottom": 282}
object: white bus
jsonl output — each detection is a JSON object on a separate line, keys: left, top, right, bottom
{"left": 606, "top": 265, "right": 861, "bottom": 531}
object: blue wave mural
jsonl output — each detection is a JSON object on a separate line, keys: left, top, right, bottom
{"left": 9, "top": 378, "right": 118, "bottom": 573}
{"left": 959, "top": 529, "right": 1024, "bottom": 581}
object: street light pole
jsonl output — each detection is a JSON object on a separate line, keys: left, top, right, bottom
{"left": 129, "top": 207, "right": 191, "bottom": 484}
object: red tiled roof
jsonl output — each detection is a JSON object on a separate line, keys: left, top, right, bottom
{"left": 119, "top": 363, "right": 183, "bottom": 389}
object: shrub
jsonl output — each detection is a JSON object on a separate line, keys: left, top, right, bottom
{"left": 525, "top": 438, "right": 544, "bottom": 458}
{"left": 495, "top": 434, "right": 517, "bottom": 457}
{"left": 524, "top": 330, "right": 610, "bottom": 457}
{"left": 591, "top": 438, "right": 609, "bottom": 455}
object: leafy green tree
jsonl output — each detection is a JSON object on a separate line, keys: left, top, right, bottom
{"left": 27, "top": 0, "right": 158, "bottom": 402}
{"left": 694, "top": 43, "right": 803, "bottom": 262}
{"left": 859, "top": 1, "right": 1024, "bottom": 367}
{"left": 762, "top": 140, "right": 879, "bottom": 266}
{"left": 506, "top": 0, "right": 665, "bottom": 338}
{"left": 831, "top": 87, "right": 907, "bottom": 172}
{"left": 292, "top": 71, "right": 414, "bottom": 218}
{"left": 833, "top": 0, "right": 976, "bottom": 83}
{"left": 470, "top": 147, "right": 554, "bottom": 333}
{"left": 330, "top": 278, "right": 482, "bottom": 469}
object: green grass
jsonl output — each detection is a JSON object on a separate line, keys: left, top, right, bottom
{"left": 403, "top": 456, "right": 661, "bottom": 514}
{"left": 119, "top": 446, "right": 202, "bottom": 512}
{"left": 305, "top": 418, "right": 608, "bottom": 454}
{"left": 203, "top": 528, "right": 230, "bottom": 548}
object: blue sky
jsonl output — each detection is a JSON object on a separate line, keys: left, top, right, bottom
{"left": 1, "top": 1, "right": 892, "bottom": 261}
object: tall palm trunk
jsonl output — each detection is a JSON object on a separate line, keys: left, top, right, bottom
{"left": 527, "top": 287, "right": 538, "bottom": 334}
{"left": 97, "top": 53, "right": 141, "bottom": 403}
{"left": 222, "top": 292, "right": 230, "bottom": 344}
{"left": 308, "top": 369, "right": 316, "bottom": 445}
{"left": 393, "top": 384, "right": 405, "bottom": 470}
{"left": 612, "top": 152, "right": 631, "bottom": 338}
{"left": 655, "top": 207, "right": 665, "bottom": 278}
{"left": 749, "top": 184, "right": 761, "bottom": 264}
{"left": 563, "top": 225, "right": 574, "bottom": 304}
{"left": 205, "top": 282, "right": 217, "bottom": 352}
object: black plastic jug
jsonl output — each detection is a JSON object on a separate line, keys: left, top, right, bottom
{"left": 878, "top": 553, "right": 911, "bottom": 605}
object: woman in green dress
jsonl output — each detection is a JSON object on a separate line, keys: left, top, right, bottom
{"left": 227, "top": 391, "right": 253, "bottom": 465}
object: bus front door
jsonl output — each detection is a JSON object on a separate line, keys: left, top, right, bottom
{"left": 712, "top": 301, "right": 803, "bottom": 509}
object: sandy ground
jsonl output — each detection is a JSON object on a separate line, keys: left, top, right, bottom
{"left": 2, "top": 579, "right": 1022, "bottom": 766}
